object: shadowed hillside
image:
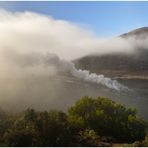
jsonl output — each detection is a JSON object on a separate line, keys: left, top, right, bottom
{"left": 74, "top": 27, "right": 148, "bottom": 79}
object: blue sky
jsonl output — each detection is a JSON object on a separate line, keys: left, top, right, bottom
{"left": 0, "top": 1, "right": 148, "bottom": 37}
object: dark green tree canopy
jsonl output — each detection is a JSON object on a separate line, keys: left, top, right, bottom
{"left": 68, "top": 96, "right": 146, "bottom": 142}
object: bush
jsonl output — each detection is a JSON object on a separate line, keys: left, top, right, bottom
{"left": 4, "top": 109, "right": 72, "bottom": 146}
{"left": 68, "top": 96, "right": 147, "bottom": 142}
{"left": 76, "top": 129, "right": 111, "bottom": 146}
{"left": 0, "top": 96, "right": 147, "bottom": 146}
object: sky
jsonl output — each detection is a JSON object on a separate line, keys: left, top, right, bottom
{"left": 0, "top": 1, "right": 148, "bottom": 37}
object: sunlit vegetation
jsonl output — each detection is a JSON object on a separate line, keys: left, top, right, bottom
{"left": 0, "top": 96, "right": 147, "bottom": 146}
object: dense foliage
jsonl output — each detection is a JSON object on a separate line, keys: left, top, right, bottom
{"left": 68, "top": 96, "right": 146, "bottom": 142}
{"left": 0, "top": 96, "right": 147, "bottom": 146}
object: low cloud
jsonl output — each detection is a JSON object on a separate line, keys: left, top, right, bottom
{"left": 0, "top": 9, "right": 147, "bottom": 62}
{"left": 0, "top": 9, "right": 146, "bottom": 111}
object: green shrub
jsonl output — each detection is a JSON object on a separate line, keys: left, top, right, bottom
{"left": 68, "top": 96, "right": 147, "bottom": 142}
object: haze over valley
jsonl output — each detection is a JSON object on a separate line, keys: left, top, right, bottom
{"left": 0, "top": 9, "right": 147, "bottom": 121}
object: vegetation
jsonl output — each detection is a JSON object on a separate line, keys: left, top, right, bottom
{"left": 0, "top": 96, "right": 147, "bottom": 146}
{"left": 68, "top": 96, "right": 146, "bottom": 142}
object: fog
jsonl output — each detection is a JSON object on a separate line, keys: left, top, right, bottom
{"left": 0, "top": 9, "right": 147, "bottom": 61}
{"left": 0, "top": 9, "right": 147, "bottom": 111}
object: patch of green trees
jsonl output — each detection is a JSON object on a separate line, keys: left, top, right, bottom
{"left": 0, "top": 96, "right": 147, "bottom": 146}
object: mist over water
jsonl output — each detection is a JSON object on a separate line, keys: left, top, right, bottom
{"left": 6, "top": 52, "right": 127, "bottom": 91}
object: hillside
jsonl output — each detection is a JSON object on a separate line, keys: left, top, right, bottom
{"left": 74, "top": 27, "right": 148, "bottom": 79}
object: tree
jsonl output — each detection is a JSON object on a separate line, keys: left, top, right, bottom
{"left": 3, "top": 111, "right": 39, "bottom": 146}
{"left": 4, "top": 109, "right": 72, "bottom": 146}
{"left": 0, "top": 108, "right": 17, "bottom": 146}
{"left": 35, "top": 110, "right": 72, "bottom": 146}
{"left": 1, "top": 96, "right": 147, "bottom": 146}
{"left": 68, "top": 96, "right": 147, "bottom": 142}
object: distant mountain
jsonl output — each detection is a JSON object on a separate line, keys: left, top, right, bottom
{"left": 74, "top": 27, "right": 148, "bottom": 79}
{"left": 121, "top": 27, "right": 148, "bottom": 39}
